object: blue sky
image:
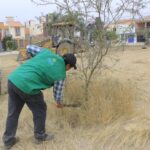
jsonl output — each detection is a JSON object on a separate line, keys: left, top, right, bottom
{"left": 0, "top": 0, "right": 56, "bottom": 23}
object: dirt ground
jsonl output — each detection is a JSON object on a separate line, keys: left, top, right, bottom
{"left": 1, "top": 46, "right": 150, "bottom": 150}
{"left": 105, "top": 46, "right": 150, "bottom": 116}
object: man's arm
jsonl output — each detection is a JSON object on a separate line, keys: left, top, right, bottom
{"left": 26, "top": 45, "right": 43, "bottom": 57}
{"left": 53, "top": 80, "right": 65, "bottom": 108}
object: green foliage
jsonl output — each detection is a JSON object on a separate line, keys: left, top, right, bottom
{"left": 2, "top": 36, "right": 17, "bottom": 51}
{"left": 92, "top": 29, "right": 104, "bottom": 40}
{"left": 2, "top": 35, "right": 12, "bottom": 51}
{"left": 6, "top": 40, "right": 17, "bottom": 50}
{"left": 106, "top": 31, "right": 118, "bottom": 40}
{"left": 63, "top": 11, "right": 84, "bottom": 25}
{"left": 46, "top": 11, "right": 85, "bottom": 35}
{"left": 92, "top": 29, "right": 117, "bottom": 42}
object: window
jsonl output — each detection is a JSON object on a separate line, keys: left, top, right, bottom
{"left": 15, "top": 28, "right": 21, "bottom": 36}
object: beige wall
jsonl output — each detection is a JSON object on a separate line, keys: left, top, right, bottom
{"left": 0, "top": 23, "right": 5, "bottom": 40}
{"left": 25, "top": 20, "right": 44, "bottom": 36}
{"left": 8, "top": 26, "right": 25, "bottom": 39}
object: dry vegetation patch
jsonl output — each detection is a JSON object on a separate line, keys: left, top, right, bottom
{"left": 1, "top": 48, "right": 150, "bottom": 149}
{"left": 54, "top": 77, "right": 135, "bottom": 126}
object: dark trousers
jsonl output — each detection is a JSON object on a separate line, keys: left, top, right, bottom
{"left": 3, "top": 80, "right": 47, "bottom": 145}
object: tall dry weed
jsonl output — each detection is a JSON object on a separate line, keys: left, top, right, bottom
{"left": 48, "top": 77, "right": 135, "bottom": 127}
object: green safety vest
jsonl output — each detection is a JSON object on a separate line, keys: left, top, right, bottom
{"left": 8, "top": 49, "right": 66, "bottom": 95}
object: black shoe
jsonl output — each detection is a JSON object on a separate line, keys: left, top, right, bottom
{"left": 34, "top": 133, "right": 54, "bottom": 144}
{"left": 4, "top": 137, "right": 20, "bottom": 150}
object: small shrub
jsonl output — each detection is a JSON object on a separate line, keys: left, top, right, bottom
{"left": 2, "top": 35, "right": 12, "bottom": 51}
{"left": 6, "top": 40, "right": 17, "bottom": 50}
{"left": 2, "top": 35, "right": 17, "bottom": 51}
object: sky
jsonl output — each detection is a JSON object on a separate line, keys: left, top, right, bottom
{"left": 0, "top": 0, "right": 56, "bottom": 23}
{"left": 0, "top": 0, "right": 149, "bottom": 24}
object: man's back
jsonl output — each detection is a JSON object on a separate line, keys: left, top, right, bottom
{"left": 9, "top": 49, "right": 66, "bottom": 95}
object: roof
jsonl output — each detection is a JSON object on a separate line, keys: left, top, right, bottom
{"left": 136, "top": 16, "right": 150, "bottom": 23}
{"left": 116, "top": 19, "right": 135, "bottom": 25}
{"left": 116, "top": 16, "right": 150, "bottom": 24}
{"left": 6, "top": 21, "right": 24, "bottom": 27}
{"left": 0, "top": 22, "right": 5, "bottom": 29}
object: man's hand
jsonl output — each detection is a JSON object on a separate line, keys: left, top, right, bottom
{"left": 56, "top": 102, "right": 63, "bottom": 108}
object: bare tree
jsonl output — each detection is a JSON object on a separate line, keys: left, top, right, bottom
{"left": 31, "top": 0, "right": 149, "bottom": 100}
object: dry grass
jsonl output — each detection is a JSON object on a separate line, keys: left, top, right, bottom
{"left": 1, "top": 48, "right": 150, "bottom": 149}
{"left": 50, "top": 77, "right": 135, "bottom": 127}
{"left": 92, "top": 115, "right": 150, "bottom": 150}
{"left": 0, "top": 76, "right": 139, "bottom": 150}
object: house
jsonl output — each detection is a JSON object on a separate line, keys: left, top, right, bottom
{"left": 25, "top": 16, "right": 46, "bottom": 43}
{"left": 136, "top": 16, "right": 150, "bottom": 42}
{"left": 4, "top": 16, "right": 26, "bottom": 49}
{"left": 0, "top": 22, "right": 5, "bottom": 51}
{"left": 0, "top": 16, "right": 50, "bottom": 50}
{"left": 108, "top": 16, "right": 150, "bottom": 44}
{"left": 114, "top": 19, "right": 137, "bottom": 44}
{"left": 0, "top": 22, "right": 5, "bottom": 41}
{"left": 25, "top": 20, "right": 42, "bottom": 36}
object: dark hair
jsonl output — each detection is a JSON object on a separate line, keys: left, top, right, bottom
{"left": 63, "top": 53, "right": 77, "bottom": 69}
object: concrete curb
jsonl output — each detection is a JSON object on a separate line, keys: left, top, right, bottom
{"left": 0, "top": 51, "right": 19, "bottom": 56}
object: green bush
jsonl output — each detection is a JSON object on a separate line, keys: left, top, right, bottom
{"left": 2, "top": 35, "right": 12, "bottom": 51}
{"left": 2, "top": 35, "right": 17, "bottom": 51}
{"left": 6, "top": 40, "right": 17, "bottom": 50}
{"left": 106, "top": 31, "right": 118, "bottom": 40}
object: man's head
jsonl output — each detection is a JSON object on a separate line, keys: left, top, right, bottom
{"left": 63, "top": 53, "right": 77, "bottom": 71}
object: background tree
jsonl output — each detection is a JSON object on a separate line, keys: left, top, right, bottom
{"left": 44, "top": 12, "right": 62, "bottom": 35}
{"left": 31, "top": 0, "right": 149, "bottom": 100}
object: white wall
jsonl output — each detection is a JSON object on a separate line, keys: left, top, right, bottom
{"left": 0, "top": 29, "right": 5, "bottom": 39}
{"left": 25, "top": 20, "right": 43, "bottom": 36}
{"left": 116, "top": 24, "right": 135, "bottom": 35}
{"left": 8, "top": 26, "right": 25, "bottom": 39}
{"left": 116, "top": 24, "right": 137, "bottom": 43}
